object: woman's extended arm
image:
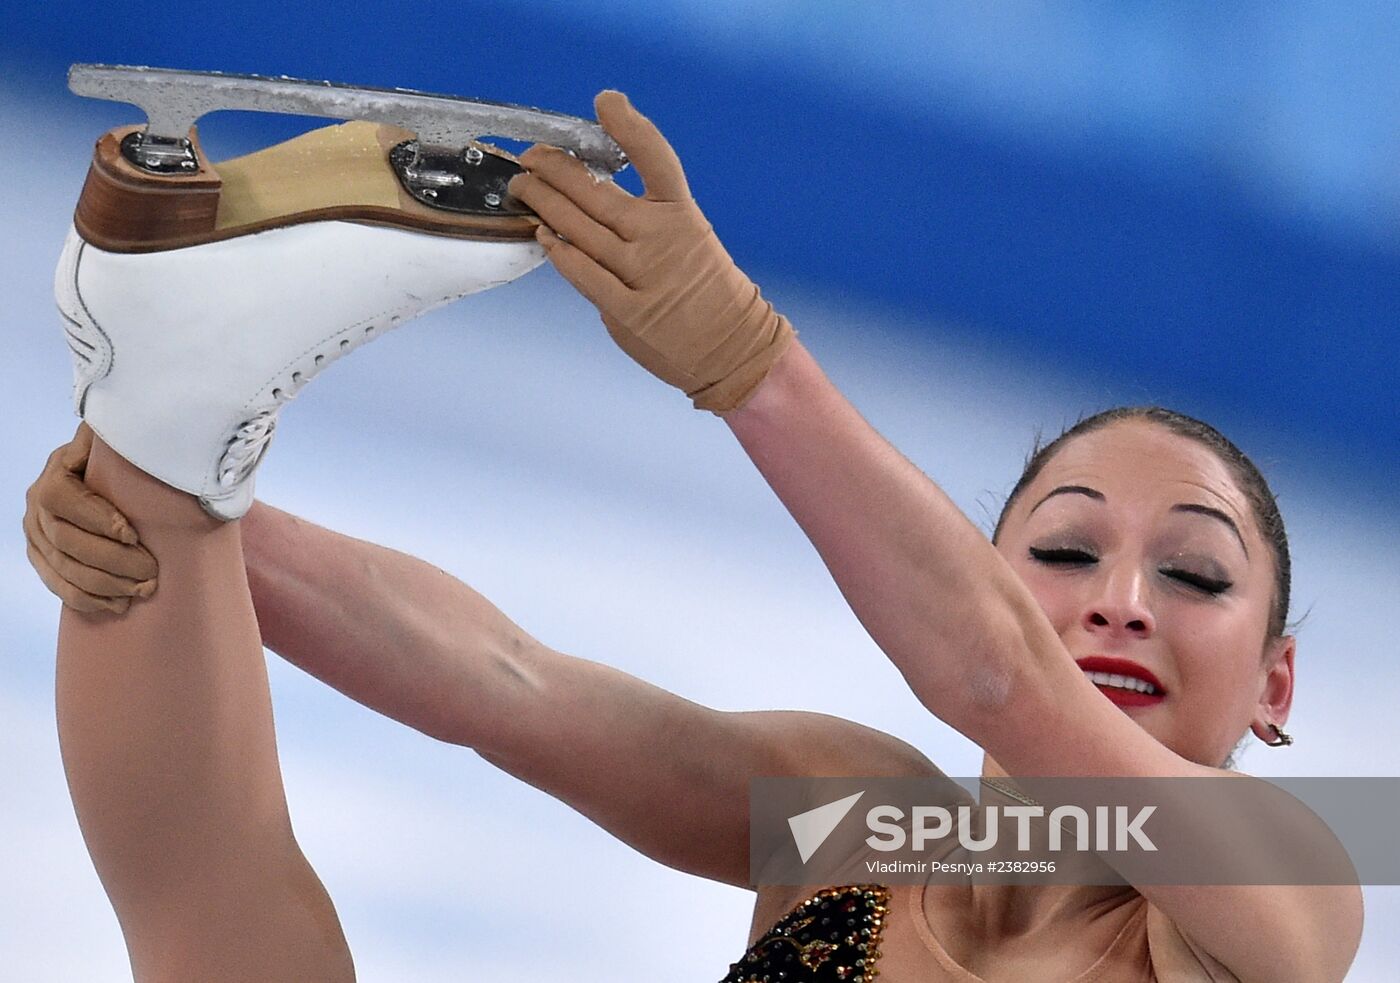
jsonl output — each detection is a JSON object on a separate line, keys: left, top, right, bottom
{"left": 724, "top": 341, "right": 1031, "bottom": 736}
{"left": 238, "top": 499, "right": 946, "bottom": 889}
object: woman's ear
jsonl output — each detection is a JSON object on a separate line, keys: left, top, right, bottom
{"left": 1249, "top": 635, "right": 1296, "bottom": 743}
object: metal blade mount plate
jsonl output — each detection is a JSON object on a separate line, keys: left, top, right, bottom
{"left": 389, "top": 140, "right": 532, "bottom": 215}
{"left": 69, "top": 64, "right": 627, "bottom": 175}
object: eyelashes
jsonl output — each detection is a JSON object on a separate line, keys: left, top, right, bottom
{"left": 1027, "top": 546, "right": 1233, "bottom": 596}
{"left": 1166, "top": 569, "right": 1233, "bottom": 595}
{"left": 1027, "top": 547, "right": 1093, "bottom": 565}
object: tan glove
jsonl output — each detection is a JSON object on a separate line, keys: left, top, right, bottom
{"left": 22, "top": 423, "right": 159, "bottom": 614}
{"left": 508, "top": 90, "right": 794, "bottom": 413}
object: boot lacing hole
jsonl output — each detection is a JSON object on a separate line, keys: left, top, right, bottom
{"left": 217, "top": 322, "right": 381, "bottom": 491}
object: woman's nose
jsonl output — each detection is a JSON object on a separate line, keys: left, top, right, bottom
{"left": 1083, "top": 567, "right": 1155, "bottom": 638}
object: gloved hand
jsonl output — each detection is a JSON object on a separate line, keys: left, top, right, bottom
{"left": 508, "top": 90, "right": 795, "bottom": 413}
{"left": 22, "top": 422, "right": 158, "bottom": 614}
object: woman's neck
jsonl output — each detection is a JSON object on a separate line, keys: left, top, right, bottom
{"left": 970, "top": 752, "right": 1138, "bottom": 931}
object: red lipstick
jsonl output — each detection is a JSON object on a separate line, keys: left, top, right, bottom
{"left": 1074, "top": 656, "right": 1167, "bottom": 708}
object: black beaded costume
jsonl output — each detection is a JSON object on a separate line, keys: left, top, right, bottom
{"left": 720, "top": 885, "right": 891, "bottom": 982}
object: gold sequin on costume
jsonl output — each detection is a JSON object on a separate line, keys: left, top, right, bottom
{"left": 721, "top": 885, "right": 891, "bottom": 982}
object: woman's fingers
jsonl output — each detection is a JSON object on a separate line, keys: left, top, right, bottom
{"left": 24, "top": 507, "right": 151, "bottom": 599}
{"left": 514, "top": 144, "right": 639, "bottom": 238}
{"left": 56, "top": 421, "right": 95, "bottom": 473}
{"left": 594, "top": 90, "right": 690, "bottom": 202}
{"left": 534, "top": 225, "right": 633, "bottom": 313}
{"left": 24, "top": 429, "right": 151, "bottom": 613}
{"left": 38, "top": 509, "right": 158, "bottom": 584}
{"left": 25, "top": 539, "right": 129, "bottom": 615}
{"left": 37, "top": 466, "right": 138, "bottom": 544}
{"left": 509, "top": 171, "right": 629, "bottom": 275}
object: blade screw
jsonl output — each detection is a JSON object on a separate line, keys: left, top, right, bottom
{"left": 484, "top": 192, "right": 502, "bottom": 208}
{"left": 464, "top": 147, "right": 484, "bottom": 165}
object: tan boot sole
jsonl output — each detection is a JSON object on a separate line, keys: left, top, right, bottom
{"left": 75, "top": 121, "right": 537, "bottom": 253}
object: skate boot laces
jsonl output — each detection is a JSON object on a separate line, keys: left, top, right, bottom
{"left": 218, "top": 408, "right": 279, "bottom": 490}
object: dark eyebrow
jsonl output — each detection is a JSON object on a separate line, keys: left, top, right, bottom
{"left": 1171, "top": 503, "right": 1249, "bottom": 557}
{"left": 1028, "top": 487, "right": 1250, "bottom": 558}
{"left": 1028, "top": 485, "right": 1104, "bottom": 515}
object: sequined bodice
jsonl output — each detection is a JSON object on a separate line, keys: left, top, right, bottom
{"left": 720, "top": 885, "right": 890, "bottom": 982}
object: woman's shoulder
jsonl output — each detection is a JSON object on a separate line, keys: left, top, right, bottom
{"left": 739, "top": 709, "right": 944, "bottom": 780}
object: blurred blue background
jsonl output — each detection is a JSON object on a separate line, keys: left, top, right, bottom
{"left": 3, "top": 3, "right": 1397, "bottom": 979}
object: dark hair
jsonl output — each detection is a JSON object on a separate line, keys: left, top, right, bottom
{"left": 992, "top": 406, "right": 1291, "bottom": 639}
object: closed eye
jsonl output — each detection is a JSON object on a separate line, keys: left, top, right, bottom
{"left": 1031, "top": 548, "right": 1232, "bottom": 596}
{"left": 1028, "top": 547, "right": 1096, "bottom": 565}
{"left": 1162, "top": 569, "right": 1232, "bottom": 595}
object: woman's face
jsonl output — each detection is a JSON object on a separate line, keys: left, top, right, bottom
{"left": 994, "top": 420, "right": 1294, "bottom": 767}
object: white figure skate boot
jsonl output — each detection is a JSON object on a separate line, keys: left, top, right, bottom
{"left": 55, "top": 65, "right": 626, "bottom": 519}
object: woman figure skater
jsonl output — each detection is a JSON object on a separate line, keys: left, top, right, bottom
{"left": 26, "top": 91, "right": 1361, "bottom": 980}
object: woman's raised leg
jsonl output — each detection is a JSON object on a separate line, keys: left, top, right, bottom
{"left": 55, "top": 438, "right": 354, "bottom": 983}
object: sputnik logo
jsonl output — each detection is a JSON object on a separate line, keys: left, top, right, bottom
{"left": 787, "top": 791, "right": 865, "bottom": 863}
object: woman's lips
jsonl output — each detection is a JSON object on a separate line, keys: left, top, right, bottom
{"left": 1074, "top": 655, "right": 1167, "bottom": 708}
{"left": 1092, "top": 685, "right": 1165, "bottom": 708}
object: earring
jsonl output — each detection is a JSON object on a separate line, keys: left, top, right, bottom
{"left": 1263, "top": 723, "right": 1293, "bottom": 747}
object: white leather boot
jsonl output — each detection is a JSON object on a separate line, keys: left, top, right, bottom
{"left": 54, "top": 120, "right": 550, "bottom": 519}
{"left": 56, "top": 219, "right": 543, "bottom": 519}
